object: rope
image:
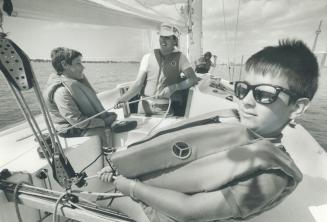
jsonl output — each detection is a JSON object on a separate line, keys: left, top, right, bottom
{"left": 13, "top": 173, "right": 35, "bottom": 222}
{"left": 10, "top": 180, "right": 128, "bottom": 222}
{"left": 106, "top": 188, "right": 118, "bottom": 208}
{"left": 37, "top": 212, "right": 52, "bottom": 222}
{"left": 17, "top": 95, "right": 158, "bottom": 141}
{"left": 53, "top": 193, "right": 67, "bottom": 222}
{"left": 57, "top": 96, "right": 156, "bottom": 134}
{"left": 146, "top": 98, "right": 172, "bottom": 136}
{"left": 105, "top": 155, "right": 117, "bottom": 175}
{"left": 14, "top": 182, "right": 26, "bottom": 222}
{"left": 79, "top": 152, "right": 103, "bottom": 174}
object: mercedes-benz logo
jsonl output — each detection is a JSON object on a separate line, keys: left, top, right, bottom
{"left": 172, "top": 142, "right": 192, "bottom": 160}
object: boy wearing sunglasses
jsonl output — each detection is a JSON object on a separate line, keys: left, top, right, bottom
{"left": 98, "top": 39, "right": 319, "bottom": 222}
{"left": 235, "top": 39, "right": 318, "bottom": 138}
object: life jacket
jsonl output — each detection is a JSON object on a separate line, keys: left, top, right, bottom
{"left": 143, "top": 49, "right": 182, "bottom": 97}
{"left": 43, "top": 74, "right": 107, "bottom": 128}
{"left": 111, "top": 110, "right": 302, "bottom": 216}
{"left": 139, "top": 49, "right": 185, "bottom": 115}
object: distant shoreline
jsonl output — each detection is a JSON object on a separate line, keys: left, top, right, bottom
{"left": 30, "top": 59, "right": 139, "bottom": 64}
{"left": 30, "top": 59, "right": 245, "bottom": 66}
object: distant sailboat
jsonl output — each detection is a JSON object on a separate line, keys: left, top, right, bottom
{"left": 312, "top": 20, "right": 326, "bottom": 68}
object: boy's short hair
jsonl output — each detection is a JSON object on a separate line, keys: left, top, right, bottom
{"left": 51, "top": 47, "right": 82, "bottom": 75}
{"left": 245, "top": 39, "right": 319, "bottom": 101}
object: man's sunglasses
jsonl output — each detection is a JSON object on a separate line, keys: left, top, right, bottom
{"left": 234, "top": 81, "right": 297, "bottom": 104}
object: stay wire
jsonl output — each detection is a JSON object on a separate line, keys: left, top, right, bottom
{"left": 221, "top": 0, "right": 230, "bottom": 66}
{"left": 233, "top": 0, "right": 241, "bottom": 74}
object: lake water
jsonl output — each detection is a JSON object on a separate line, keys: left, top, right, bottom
{"left": 0, "top": 62, "right": 326, "bottom": 151}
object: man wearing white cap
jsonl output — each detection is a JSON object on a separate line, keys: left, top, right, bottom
{"left": 116, "top": 23, "right": 198, "bottom": 116}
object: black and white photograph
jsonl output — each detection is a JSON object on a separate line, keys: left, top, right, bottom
{"left": 0, "top": 0, "right": 326, "bottom": 221}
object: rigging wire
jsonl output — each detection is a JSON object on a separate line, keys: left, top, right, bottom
{"left": 220, "top": 0, "right": 241, "bottom": 81}
{"left": 232, "top": 0, "right": 241, "bottom": 82}
{"left": 221, "top": 0, "right": 233, "bottom": 81}
{"left": 233, "top": 0, "right": 241, "bottom": 63}
{"left": 221, "top": 0, "right": 229, "bottom": 65}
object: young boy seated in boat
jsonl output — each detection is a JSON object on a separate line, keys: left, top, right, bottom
{"left": 43, "top": 47, "right": 117, "bottom": 146}
{"left": 97, "top": 39, "right": 319, "bottom": 222}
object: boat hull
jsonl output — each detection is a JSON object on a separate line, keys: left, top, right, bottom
{"left": 1, "top": 76, "right": 327, "bottom": 222}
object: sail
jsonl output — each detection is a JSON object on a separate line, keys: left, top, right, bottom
{"left": 8, "top": 0, "right": 187, "bottom": 31}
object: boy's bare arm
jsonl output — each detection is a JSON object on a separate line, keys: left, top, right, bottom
{"left": 129, "top": 179, "right": 233, "bottom": 222}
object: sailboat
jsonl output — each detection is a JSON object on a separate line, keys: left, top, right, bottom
{"left": 1, "top": 1, "right": 327, "bottom": 222}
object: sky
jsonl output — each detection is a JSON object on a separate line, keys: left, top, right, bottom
{"left": 3, "top": 0, "right": 327, "bottom": 63}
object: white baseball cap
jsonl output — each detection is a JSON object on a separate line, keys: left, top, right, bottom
{"left": 158, "top": 23, "right": 180, "bottom": 38}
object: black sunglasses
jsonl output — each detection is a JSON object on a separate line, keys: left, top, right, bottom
{"left": 234, "top": 81, "right": 297, "bottom": 104}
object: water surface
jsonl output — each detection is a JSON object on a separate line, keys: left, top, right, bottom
{"left": 0, "top": 62, "right": 326, "bottom": 150}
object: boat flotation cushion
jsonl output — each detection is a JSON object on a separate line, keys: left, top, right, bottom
{"left": 111, "top": 120, "right": 137, "bottom": 133}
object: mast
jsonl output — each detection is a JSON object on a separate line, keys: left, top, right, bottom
{"left": 312, "top": 20, "right": 322, "bottom": 52}
{"left": 186, "top": 0, "right": 203, "bottom": 67}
